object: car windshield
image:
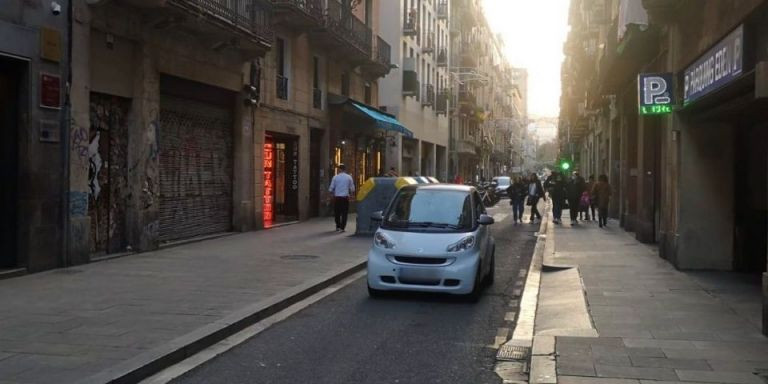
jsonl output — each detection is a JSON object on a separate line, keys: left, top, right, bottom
{"left": 495, "top": 177, "right": 511, "bottom": 186}
{"left": 382, "top": 189, "right": 473, "bottom": 231}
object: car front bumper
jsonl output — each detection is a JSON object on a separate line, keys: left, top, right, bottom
{"left": 366, "top": 248, "right": 480, "bottom": 295}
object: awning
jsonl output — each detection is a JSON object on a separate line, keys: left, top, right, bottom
{"left": 327, "top": 94, "right": 414, "bottom": 138}
{"left": 350, "top": 102, "right": 413, "bottom": 138}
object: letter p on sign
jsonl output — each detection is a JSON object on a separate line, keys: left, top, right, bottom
{"left": 643, "top": 76, "right": 668, "bottom": 105}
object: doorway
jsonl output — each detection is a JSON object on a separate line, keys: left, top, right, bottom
{"left": 733, "top": 121, "right": 767, "bottom": 274}
{"left": 264, "top": 132, "right": 300, "bottom": 227}
{"left": 0, "top": 57, "right": 23, "bottom": 269}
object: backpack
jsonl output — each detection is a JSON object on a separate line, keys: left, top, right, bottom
{"left": 580, "top": 191, "right": 590, "bottom": 208}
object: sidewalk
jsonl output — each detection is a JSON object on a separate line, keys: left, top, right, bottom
{"left": 532, "top": 216, "right": 768, "bottom": 384}
{"left": 0, "top": 217, "right": 370, "bottom": 384}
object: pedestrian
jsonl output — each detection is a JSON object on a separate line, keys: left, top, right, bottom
{"left": 592, "top": 174, "right": 611, "bottom": 228}
{"left": 508, "top": 176, "right": 528, "bottom": 224}
{"left": 585, "top": 174, "right": 596, "bottom": 220}
{"left": 567, "top": 171, "right": 586, "bottom": 225}
{"left": 453, "top": 173, "right": 463, "bottom": 185}
{"left": 526, "top": 173, "right": 546, "bottom": 224}
{"left": 328, "top": 164, "right": 355, "bottom": 232}
{"left": 579, "top": 190, "right": 590, "bottom": 221}
{"left": 544, "top": 171, "right": 567, "bottom": 224}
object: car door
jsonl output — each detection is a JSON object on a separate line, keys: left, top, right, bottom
{"left": 473, "top": 191, "right": 490, "bottom": 273}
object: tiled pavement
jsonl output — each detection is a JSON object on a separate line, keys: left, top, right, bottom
{"left": 541, "top": 214, "right": 767, "bottom": 384}
{"left": 0, "top": 217, "right": 370, "bottom": 384}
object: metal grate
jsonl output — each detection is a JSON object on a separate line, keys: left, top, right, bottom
{"left": 496, "top": 345, "right": 531, "bottom": 361}
{"left": 280, "top": 255, "right": 320, "bottom": 261}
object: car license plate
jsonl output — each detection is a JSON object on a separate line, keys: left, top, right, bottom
{"left": 398, "top": 267, "right": 440, "bottom": 281}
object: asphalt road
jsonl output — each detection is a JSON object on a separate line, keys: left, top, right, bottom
{"left": 174, "top": 202, "right": 538, "bottom": 384}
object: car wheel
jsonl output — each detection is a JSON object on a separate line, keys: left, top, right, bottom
{"left": 486, "top": 248, "right": 496, "bottom": 286}
{"left": 367, "top": 284, "right": 386, "bottom": 299}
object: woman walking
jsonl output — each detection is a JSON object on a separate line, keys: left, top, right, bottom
{"left": 545, "top": 171, "right": 566, "bottom": 224}
{"left": 592, "top": 174, "right": 611, "bottom": 228}
{"left": 508, "top": 176, "right": 528, "bottom": 224}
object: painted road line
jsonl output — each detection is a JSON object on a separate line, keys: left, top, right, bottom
{"left": 139, "top": 271, "right": 366, "bottom": 384}
{"left": 493, "top": 213, "right": 509, "bottom": 223}
{"left": 504, "top": 312, "right": 517, "bottom": 322}
{"left": 491, "top": 327, "right": 511, "bottom": 349}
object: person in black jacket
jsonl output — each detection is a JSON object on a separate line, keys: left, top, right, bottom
{"left": 567, "top": 171, "right": 587, "bottom": 225}
{"left": 526, "top": 173, "right": 546, "bottom": 224}
{"left": 545, "top": 171, "right": 567, "bottom": 224}
{"left": 508, "top": 176, "right": 528, "bottom": 224}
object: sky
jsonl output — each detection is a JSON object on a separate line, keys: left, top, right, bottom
{"left": 482, "top": 0, "right": 571, "bottom": 118}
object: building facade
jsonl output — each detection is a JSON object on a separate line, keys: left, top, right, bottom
{"left": 561, "top": 0, "right": 768, "bottom": 334}
{"left": 7, "top": 0, "right": 396, "bottom": 269}
{"left": 378, "top": 0, "right": 450, "bottom": 180}
{"left": 1, "top": 1, "right": 70, "bottom": 273}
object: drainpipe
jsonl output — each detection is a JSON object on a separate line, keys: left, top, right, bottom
{"left": 60, "top": 0, "right": 74, "bottom": 267}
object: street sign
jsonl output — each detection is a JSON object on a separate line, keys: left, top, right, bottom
{"left": 684, "top": 25, "right": 744, "bottom": 105}
{"left": 638, "top": 73, "right": 674, "bottom": 115}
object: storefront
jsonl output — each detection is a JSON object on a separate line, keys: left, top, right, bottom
{"left": 263, "top": 132, "right": 300, "bottom": 227}
{"left": 328, "top": 95, "right": 412, "bottom": 190}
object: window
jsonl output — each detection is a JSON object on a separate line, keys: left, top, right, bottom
{"left": 382, "top": 189, "right": 473, "bottom": 231}
{"left": 276, "top": 38, "right": 289, "bottom": 100}
{"left": 341, "top": 72, "right": 350, "bottom": 96}
{"left": 364, "top": 83, "right": 372, "bottom": 104}
{"left": 313, "top": 56, "right": 321, "bottom": 109}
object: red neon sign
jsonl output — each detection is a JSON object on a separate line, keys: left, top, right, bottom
{"left": 264, "top": 141, "right": 274, "bottom": 227}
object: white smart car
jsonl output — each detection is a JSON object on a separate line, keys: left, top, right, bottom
{"left": 367, "top": 184, "right": 496, "bottom": 300}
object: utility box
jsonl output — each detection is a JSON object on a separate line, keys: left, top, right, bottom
{"left": 355, "top": 177, "right": 436, "bottom": 235}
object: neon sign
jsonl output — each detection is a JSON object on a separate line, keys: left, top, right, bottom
{"left": 638, "top": 73, "right": 675, "bottom": 115}
{"left": 264, "top": 141, "right": 274, "bottom": 227}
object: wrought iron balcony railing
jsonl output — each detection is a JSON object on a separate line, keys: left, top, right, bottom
{"left": 436, "top": 89, "right": 449, "bottom": 114}
{"left": 403, "top": 10, "right": 418, "bottom": 36}
{"left": 437, "top": 48, "right": 448, "bottom": 67}
{"left": 375, "top": 36, "right": 391, "bottom": 68}
{"left": 422, "top": 35, "right": 435, "bottom": 54}
{"left": 437, "top": 0, "right": 448, "bottom": 19}
{"left": 271, "top": 0, "right": 324, "bottom": 19}
{"left": 169, "top": 0, "right": 273, "bottom": 44}
{"left": 422, "top": 84, "right": 435, "bottom": 107}
{"left": 324, "top": 0, "right": 373, "bottom": 57}
{"left": 276, "top": 75, "right": 289, "bottom": 100}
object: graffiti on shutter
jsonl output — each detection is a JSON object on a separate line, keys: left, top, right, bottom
{"left": 158, "top": 96, "right": 233, "bottom": 242}
{"left": 88, "top": 93, "right": 130, "bottom": 254}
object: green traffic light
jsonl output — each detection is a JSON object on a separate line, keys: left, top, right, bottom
{"left": 560, "top": 161, "right": 571, "bottom": 171}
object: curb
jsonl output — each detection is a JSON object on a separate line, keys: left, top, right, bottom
{"left": 495, "top": 201, "right": 551, "bottom": 383}
{"left": 81, "top": 259, "right": 367, "bottom": 384}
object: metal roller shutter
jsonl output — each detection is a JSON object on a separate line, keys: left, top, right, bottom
{"left": 158, "top": 95, "right": 233, "bottom": 242}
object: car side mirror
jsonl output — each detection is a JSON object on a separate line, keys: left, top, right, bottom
{"left": 371, "top": 211, "right": 383, "bottom": 221}
{"left": 478, "top": 214, "right": 495, "bottom": 225}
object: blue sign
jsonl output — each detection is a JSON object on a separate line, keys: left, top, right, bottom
{"left": 684, "top": 25, "right": 744, "bottom": 104}
{"left": 638, "top": 73, "right": 675, "bottom": 115}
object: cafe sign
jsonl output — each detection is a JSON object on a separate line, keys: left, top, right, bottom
{"left": 684, "top": 25, "right": 744, "bottom": 104}
{"left": 638, "top": 73, "right": 674, "bottom": 115}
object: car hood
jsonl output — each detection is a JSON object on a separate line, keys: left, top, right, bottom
{"left": 378, "top": 229, "right": 477, "bottom": 255}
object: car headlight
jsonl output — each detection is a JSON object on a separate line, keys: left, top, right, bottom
{"left": 374, "top": 232, "right": 396, "bottom": 249}
{"left": 446, "top": 235, "right": 476, "bottom": 252}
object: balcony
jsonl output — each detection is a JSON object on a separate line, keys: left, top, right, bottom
{"left": 422, "top": 35, "right": 435, "bottom": 54}
{"left": 160, "top": 0, "right": 273, "bottom": 53}
{"left": 313, "top": 88, "right": 322, "bottom": 109}
{"left": 276, "top": 75, "right": 289, "bottom": 100}
{"left": 403, "top": 11, "right": 419, "bottom": 36}
{"left": 422, "top": 84, "right": 435, "bottom": 107}
{"left": 437, "top": 0, "right": 448, "bottom": 19}
{"left": 360, "top": 35, "right": 392, "bottom": 78}
{"left": 437, "top": 48, "right": 448, "bottom": 67}
{"left": 436, "top": 89, "right": 449, "bottom": 114}
{"left": 402, "top": 57, "right": 419, "bottom": 97}
{"left": 271, "top": 0, "right": 324, "bottom": 28}
{"left": 457, "top": 138, "right": 477, "bottom": 156}
{"left": 459, "top": 87, "right": 476, "bottom": 106}
{"left": 309, "top": 0, "right": 372, "bottom": 64}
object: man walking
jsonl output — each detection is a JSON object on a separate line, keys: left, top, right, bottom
{"left": 545, "top": 171, "right": 567, "bottom": 224}
{"left": 329, "top": 164, "right": 355, "bottom": 232}
{"left": 567, "top": 171, "right": 586, "bottom": 225}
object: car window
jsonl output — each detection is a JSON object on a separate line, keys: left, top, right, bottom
{"left": 473, "top": 191, "right": 485, "bottom": 217}
{"left": 383, "top": 189, "right": 474, "bottom": 231}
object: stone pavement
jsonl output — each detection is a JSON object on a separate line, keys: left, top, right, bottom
{"left": 534, "top": 215, "right": 768, "bottom": 384}
{"left": 0, "top": 217, "right": 370, "bottom": 384}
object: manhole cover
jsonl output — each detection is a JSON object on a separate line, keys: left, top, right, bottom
{"left": 280, "top": 255, "right": 319, "bottom": 261}
{"left": 496, "top": 345, "right": 531, "bottom": 361}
